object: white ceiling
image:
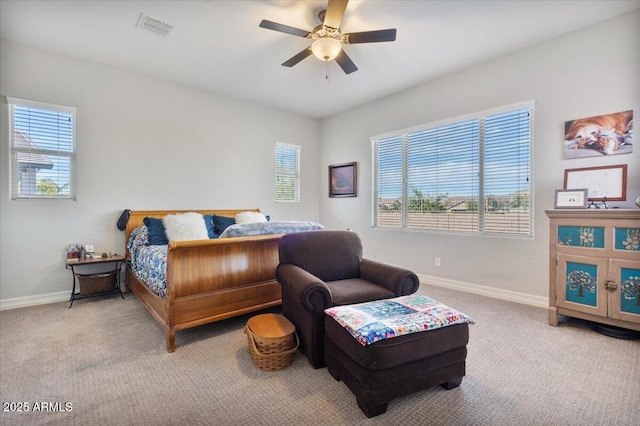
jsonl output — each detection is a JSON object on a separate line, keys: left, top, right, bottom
{"left": 1, "top": 0, "right": 639, "bottom": 119}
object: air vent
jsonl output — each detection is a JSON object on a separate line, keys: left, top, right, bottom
{"left": 137, "top": 13, "right": 173, "bottom": 37}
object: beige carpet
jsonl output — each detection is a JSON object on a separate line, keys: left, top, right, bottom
{"left": 1, "top": 285, "right": 639, "bottom": 425}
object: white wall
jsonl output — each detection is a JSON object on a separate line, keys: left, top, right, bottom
{"left": 320, "top": 10, "right": 640, "bottom": 299}
{"left": 2, "top": 11, "right": 638, "bottom": 306}
{"left": 0, "top": 40, "right": 321, "bottom": 301}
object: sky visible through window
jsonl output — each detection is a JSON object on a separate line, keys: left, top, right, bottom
{"left": 377, "top": 109, "right": 530, "bottom": 200}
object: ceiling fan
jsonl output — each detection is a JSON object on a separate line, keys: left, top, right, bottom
{"left": 259, "top": 0, "right": 396, "bottom": 74}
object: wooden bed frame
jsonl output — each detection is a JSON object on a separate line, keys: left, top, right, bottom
{"left": 125, "top": 209, "right": 282, "bottom": 352}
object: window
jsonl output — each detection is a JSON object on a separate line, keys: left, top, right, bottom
{"left": 275, "top": 142, "right": 300, "bottom": 202}
{"left": 8, "top": 97, "right": 76, "bottom": 200}
{"left": 372, "top": 101, "right": 534, "bottom": 237}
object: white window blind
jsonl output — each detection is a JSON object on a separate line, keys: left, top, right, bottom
{"left": 374, "top": 135, "right": 404, "bottom": 227}
{"left": 8, "top": 97, "right": 76, "bottom": 200}
{"left": 275, "top": 142, "right": 300, "bottom": 202}
{"left": 372, "top": 101, "right": 534, "bottom": 237}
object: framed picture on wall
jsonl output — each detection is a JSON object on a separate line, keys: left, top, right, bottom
{"left": 329, "top": 162, "right": 357, "bottom": 197}
{"left": 563, "top": 110, "right": 633, "bottom": 159}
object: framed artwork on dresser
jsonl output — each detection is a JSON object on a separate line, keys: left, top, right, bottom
{"left": 554, "top": 189, "right": 588, "bottom": 209}
{"left": 564, "top": 164, "right": 627, "bottom": 201}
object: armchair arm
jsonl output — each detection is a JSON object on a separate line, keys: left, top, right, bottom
{"left": 360, "top": 259, "right": 419, "bottom": 296}
{"left": 276, "top": 264, "right": 333, "bottom": 312}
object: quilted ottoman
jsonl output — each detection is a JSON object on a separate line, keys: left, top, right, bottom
{"left": 324, "top": 295, "right": 473, "bottom": 418}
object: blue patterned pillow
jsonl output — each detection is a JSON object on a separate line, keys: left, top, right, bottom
{"left": 143, "top": 217, "right": 169, "bottom": 245}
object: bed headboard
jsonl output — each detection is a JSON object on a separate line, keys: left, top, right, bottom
{"left": 124, "top": 209, "right": 261, "bottom": 250}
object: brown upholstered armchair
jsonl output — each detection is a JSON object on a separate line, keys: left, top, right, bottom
{"left": 276, "top": 230, "right": 419, "bottom": 369}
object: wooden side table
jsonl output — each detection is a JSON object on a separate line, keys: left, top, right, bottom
{"left": 65, "top": 255, "right": 125, "bottom": 307}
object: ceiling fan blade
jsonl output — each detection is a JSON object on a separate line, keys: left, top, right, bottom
{"left": 324, "top": 0, "right": 349, "bottom": 31}
{"left": 345, "top": 29, "right": 397, "bottom": 44}
{"left": 259, "top": 20, "right": 310, "bottom": 38}
{"left": 282, "top": 47, "right": 313, "bottom": 67}
{"left": 335, "top": 49, "right": 358, "bottom": 74}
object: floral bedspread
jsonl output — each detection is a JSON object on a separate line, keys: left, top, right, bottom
{"left": 127, "top": 226, "right": 167, "bottom": 297}
{"left": 324, "top": 295, "right": 475, "bottom": 346}
{"left": 218, "top": 221, "right": 324, "bottom": 238}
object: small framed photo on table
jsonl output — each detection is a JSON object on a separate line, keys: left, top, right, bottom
{"left": 554, "top": 189, "right": 588, "bottom": 209}
{"left": 329, "top": 162, "right": 357, "bottom": 197}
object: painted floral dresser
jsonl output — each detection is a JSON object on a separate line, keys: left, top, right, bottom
{"left": 546, "top": 209, "right": 640, "bottom": 332}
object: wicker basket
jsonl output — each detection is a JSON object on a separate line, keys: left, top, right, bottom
{"left": 244, "top": 314, "right": 299, "bottom": 371}
{"left": 76, "top": 271, "right": 117, "bottom": 296}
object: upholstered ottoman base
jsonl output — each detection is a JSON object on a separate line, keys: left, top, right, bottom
{"left": 324, "top": 315, "right": 469, "bottom": 418}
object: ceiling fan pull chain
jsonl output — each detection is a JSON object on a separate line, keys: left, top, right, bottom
{"left": 325, "top": 60, "right": 330, "bottom": 82}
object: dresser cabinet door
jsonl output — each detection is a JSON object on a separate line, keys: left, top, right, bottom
{"left": 556, "top": 254, "right": 608, "bottom": 317}
{"left": 608, "top": 259, "right": 640, "bottom": 324}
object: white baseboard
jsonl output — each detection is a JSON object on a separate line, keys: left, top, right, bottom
{"left": 2, "top": 276, "right": 547, "bottom": 311}
{"left": 1, "top": 291, "right": 70, "bottom": 311}
{"left": 418, "top": 274, "right": 548, "bottom": 309}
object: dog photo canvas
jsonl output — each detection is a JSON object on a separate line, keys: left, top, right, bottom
{"left": 564, "top": 110, "right": 633, "bottom": 159}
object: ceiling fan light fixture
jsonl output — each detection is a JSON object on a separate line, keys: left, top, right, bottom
{"left": 259, "top": 0, "right": 396, "bottom": 74}
{"left": 311, "top": 37, "right": 342, "bottom": 61}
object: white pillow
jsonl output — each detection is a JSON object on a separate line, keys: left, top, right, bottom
{"left": 235, "top": 211, "right": 267, "bottom": 225}
{"left": 163, "top": 212, "right": 209, "bottom": 241}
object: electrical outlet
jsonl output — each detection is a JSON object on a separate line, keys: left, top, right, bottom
{"left": 434, "top": 257, "right": 441, "bottom": 267}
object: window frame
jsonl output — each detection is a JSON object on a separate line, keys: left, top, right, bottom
{"left": 274, "top": 142, "right": 301, "bottom": 203}
{"left": 8, "top": 96, "right": 77, "bottom": 201}
{"left": 371, "top": 101, "right": 535, "bottom": 238}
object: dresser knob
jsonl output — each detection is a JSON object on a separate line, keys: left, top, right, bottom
{"left": 604, "top": 280, "right": 617, "bottom": 290}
